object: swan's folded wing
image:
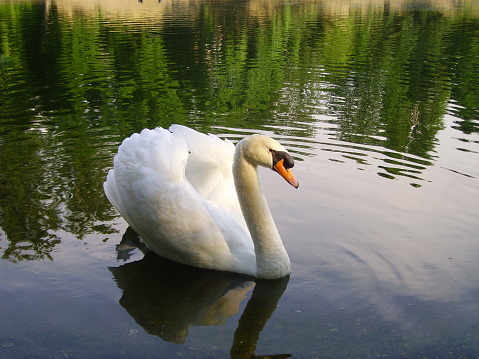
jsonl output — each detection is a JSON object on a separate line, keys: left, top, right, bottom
{"left": 104, "top": 127, "right": 254, "bottom": 274}
{"left": 169, "top": 124, "right": 245, "bottom": 229}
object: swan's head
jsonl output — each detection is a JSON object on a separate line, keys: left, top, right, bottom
{"left": 239, "top": 134, "right": 299, "bottom": 188}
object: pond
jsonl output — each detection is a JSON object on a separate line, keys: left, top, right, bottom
{"left": 1, "top": 0, "right": 478, "bottom": 358}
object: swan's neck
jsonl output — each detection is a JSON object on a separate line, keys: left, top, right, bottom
{"left": 233, "top": 146, "right": 291, "bottom": 279}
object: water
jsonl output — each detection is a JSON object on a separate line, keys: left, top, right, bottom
{"left": 1, "top": 0, "right": 478, "bottom": 358}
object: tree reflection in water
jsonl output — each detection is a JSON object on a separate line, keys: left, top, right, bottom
{"left": 110, "top": 227, "right": 291, "bottom": 359}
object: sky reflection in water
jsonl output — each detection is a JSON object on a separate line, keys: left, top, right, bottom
{"left": 0, "top": 0, "right": 478, "bottom": 358}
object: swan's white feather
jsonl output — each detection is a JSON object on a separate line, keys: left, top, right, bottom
{"left": 104, "top": 126, "right": 255, "bottom": 275}
{"left": 169, "top": 125, "right": 245, "bottom": 227}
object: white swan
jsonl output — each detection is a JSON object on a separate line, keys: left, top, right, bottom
{"left": 104, "top": 125, "right": 298, "bottom": 279}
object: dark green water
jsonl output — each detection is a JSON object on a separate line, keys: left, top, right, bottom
{"left": 1, "top": 1, "right": 478, "bottom": 358}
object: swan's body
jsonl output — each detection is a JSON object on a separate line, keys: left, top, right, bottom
{"left": 104, "top": 125, "right": 298, "bottom": 279}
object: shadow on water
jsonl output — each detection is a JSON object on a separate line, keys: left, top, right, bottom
{"left": 109, "top": 228, "right": 291, "bottom": 359}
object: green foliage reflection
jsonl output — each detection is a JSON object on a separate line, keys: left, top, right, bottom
{"left": 0, "top": 0, "right": 477, "bottom": 260}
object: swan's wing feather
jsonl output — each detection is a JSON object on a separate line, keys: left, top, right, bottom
{"left": 169, "top": 125, "right": 246, "bottom": 228}
{"left": 104, "top": 127, "right": 254, "bottom": 274}
{"left": 168, "top": 124, "right": 234, "bottom": 196}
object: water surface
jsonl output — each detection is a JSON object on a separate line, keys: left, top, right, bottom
{"left": 0, "top": 0, "right": 478, "bottom": 358}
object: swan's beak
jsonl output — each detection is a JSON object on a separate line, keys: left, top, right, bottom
{"left": 274, "top": 159, "right": 299, "bottom": 188}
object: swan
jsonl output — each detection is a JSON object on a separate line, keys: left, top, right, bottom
{"left": 104, "top": 125, "right": 299, "bottom": 279}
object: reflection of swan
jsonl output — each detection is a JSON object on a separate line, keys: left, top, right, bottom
{"left": 110, "top": 253, "right": 254, "bottom": 344}
{"left": 104, "top": 125, "right": 299, "bottom": 279}
{"left": 110, "top": 229, "right": 291, "bottom": 358}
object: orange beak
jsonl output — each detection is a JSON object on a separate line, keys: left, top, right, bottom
{"left": 274, "top": 159, "right": 299, "bottom": 188}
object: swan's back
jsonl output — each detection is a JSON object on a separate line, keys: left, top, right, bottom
{"left": 104, "top": 126, "right": 255, "bottom": 275}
